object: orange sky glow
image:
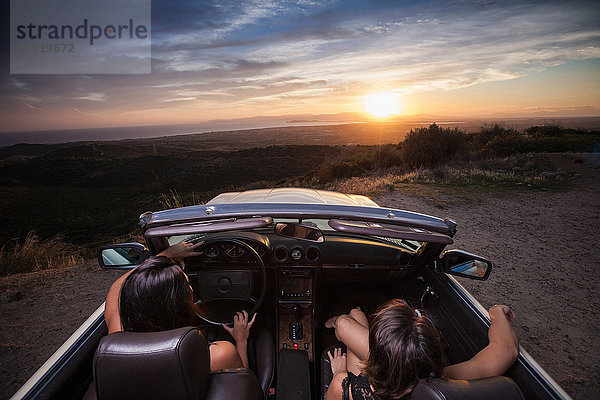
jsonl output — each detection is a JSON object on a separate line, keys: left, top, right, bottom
{"left": 1, "top": 0, "right": 599, "bottom": 133}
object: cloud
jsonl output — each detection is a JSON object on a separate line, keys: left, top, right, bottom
{"left": 161, "top": 97, "right": 197, "bottom": 103}
{"left": 1, "top": 0, "right": 599, "bottom": 131}
{"left": 74, "top": 92, "right": 106, "bottom": 101}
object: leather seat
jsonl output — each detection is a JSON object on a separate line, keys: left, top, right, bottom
{"left": 198, "top": 323, "right": 275, "bottom": 396}
{"left": 320, "top": 346, "right": 524, "bottom": 400}
{"left": 410, "top": 376, "right": 524, "bottom": 400}
{"left": 247, "top": 325, "right": 275, "bottom": 395}
{"left": 91, "top": 327, "right": 264, "bottom": 400}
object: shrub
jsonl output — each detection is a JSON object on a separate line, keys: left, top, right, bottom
{"left": 316, "top": 145, "right": 403, "bottom": 182}
{"left": 482, "top": 133, "right": 599, "bottom": 156}
{"left": 481, "top": 133, "right": 527, "bottom": 157}
{"left": 400, "top": 124, "right": 468, "bottom": 168}
{"left": 471, "top": 123, "right": 519, "bottom": 150}
{"left": 372, "top": 144, "right": 404, "bottom": 169}
{"left": 525, "top": 124, "right": 566, "bottom": 137}
{"left": 318, "top": 158, "right": 373, "bottom": 181}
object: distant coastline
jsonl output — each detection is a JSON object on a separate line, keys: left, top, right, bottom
{"left": 0, "top": 121, "right": 356, "bottom": 147}
{"left": 1, "top": 115, "right": 599, "bottom": 148}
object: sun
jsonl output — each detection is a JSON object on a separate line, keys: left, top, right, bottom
{"left": 363, "top": 93, "right": 402, "bottom": 118}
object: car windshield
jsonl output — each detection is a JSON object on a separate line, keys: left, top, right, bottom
{"left": 166, "top": 218, "right": 424, "bottom": 252}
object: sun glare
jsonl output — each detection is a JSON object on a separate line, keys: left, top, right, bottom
{"left": 363, "top": 93, "right": 401, "bottom": 117}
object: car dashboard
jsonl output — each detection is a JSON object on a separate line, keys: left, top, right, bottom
{"left": 182, "top": 230, "right": 416, "bottom": 270}
{"left": 178, "top": 229, "right": 421, "bottom": 364}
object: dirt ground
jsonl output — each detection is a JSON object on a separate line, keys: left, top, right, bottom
{"left": 1, "top": 153, "right": 598, "bottom": 399}
{"left": 375, "top": 153, "right": 600, "bottom": 399}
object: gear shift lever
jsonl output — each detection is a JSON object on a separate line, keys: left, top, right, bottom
{"left": 289, "top": 304, "right": 303, "bottom": 340}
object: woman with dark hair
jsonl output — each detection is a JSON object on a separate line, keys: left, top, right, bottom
{"left": 105, "top": 241, "right": 256, "bottom": 371}
{"left": 325, "top": 299, "right": 519, "bottom": 400}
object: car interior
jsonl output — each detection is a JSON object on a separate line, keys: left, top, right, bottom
{"left": 25, "top": 215, "right": 568, "bottom": 399}
{"left": 83, "top": 220, "right": 528, "bottom": 400}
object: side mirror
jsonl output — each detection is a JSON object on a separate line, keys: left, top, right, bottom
{"left": 438, "top": 249, "right": 492, "bottom": 280}
{"left": 97, "top": 243, "right": 150, "bottom": 270}
{"left": 275, "top": 222, "right": 324, "bottom": 243}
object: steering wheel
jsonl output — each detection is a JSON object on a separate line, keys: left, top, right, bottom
{"left": 191, "top": 238, "right": 267, "bottom": 325}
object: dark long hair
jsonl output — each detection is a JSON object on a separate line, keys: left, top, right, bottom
{"left": 119, "top": 256, "right": 195, "bottom": 332}
{"left": 364, "top": 299, "right": 444, "bottom": 399}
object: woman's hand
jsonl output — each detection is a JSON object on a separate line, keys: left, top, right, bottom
{"left": 489, "top": 305, "right": 515, "bottom": 324}
{"left": 223, "top": 310, "right": 256, "bottom": 345}
{"left": 223, "top": 310, "right": 256, "bottom": 368}
{"left": 328, "top": 347, "right": 347, "bottom": 375}
{"left": 157, "top": 240, "right": 204, "bottom": 265}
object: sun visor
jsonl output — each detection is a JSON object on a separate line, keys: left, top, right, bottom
{"left": 144, "top": 217, "right": 272, "bottom": 237}
{"left": 328, "top": 219, "right": 453, "bottom": 244}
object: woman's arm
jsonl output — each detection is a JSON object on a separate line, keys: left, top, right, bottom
{"left": 444, "top": 305, "right": 519, "bottom": 380}
{"left": 222, "top": 310, "right": 256, "bottom": 368}
{"left": 105, "top": 270, "right": 133, "bottom": 334}
{"left": 104, "top": 240, "right": 203, "bottom": 334}
{"left": 325, "top": 348, "right": 347, "bottom": 400}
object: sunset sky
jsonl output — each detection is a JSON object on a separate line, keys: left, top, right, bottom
{"left": 1, "top": 0, "right": 599, "bottom": 132}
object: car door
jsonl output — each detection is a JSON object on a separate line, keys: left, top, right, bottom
{"left": 407, "top": 267, "right": 571, "bottom": 400}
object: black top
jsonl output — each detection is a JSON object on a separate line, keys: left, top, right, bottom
{"left": 342, "top": 372, "right": 378, "bottom": 400}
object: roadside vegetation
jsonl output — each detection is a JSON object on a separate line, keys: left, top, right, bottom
{"left": 314, "top": 123, "right": 599, "bottom": 182}
{"left": 0, "top": 231, "right": 84, "bottom": 276}
{"left": 0, "top": 122, "right": 598, "bottom": 276}
{"left": 307, "top": 123, "right": 599, "bottom": 196}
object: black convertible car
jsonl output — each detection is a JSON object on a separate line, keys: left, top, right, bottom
{"left": 12, "top": 188, "right": 571, "bottom": 400}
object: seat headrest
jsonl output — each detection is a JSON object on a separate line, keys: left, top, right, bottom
{"left": 94, "top": 327, "right": 210, "bottom": 400}
{"left": 410, "top": 376, "right": 524, "bottom": 400}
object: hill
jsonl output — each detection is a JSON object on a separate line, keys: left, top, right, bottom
{"left": 0, "top": 122, "right": 598, "bottom": 275}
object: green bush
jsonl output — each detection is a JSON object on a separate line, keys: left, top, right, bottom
{"left": 401, "top": 124, "right": 468, "bottom": 168}
{"left": 524, "top": 124, "right": 567, "bottom": 137}
{"left": 482, "top": 133, "right": 599, "bottom": 156}
{"left": 318, "top": 158, "right": 373, "bottom": 181}
{"left": 471, "top": 123, "right": 519, "bottom": 150}
{"left": 316, "top": 144, "right": 403, "bottom": 182}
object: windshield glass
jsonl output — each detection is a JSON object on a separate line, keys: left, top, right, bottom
{"left": 273, "top": 218, "right": 424, "bottom": 251}
{"left": 167, "top": 219, "right": 424, "bottom": 252}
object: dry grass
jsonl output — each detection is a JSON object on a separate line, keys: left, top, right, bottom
{"left": 0, "top": 231, "right": 84, "bottom": 276}
{"left": 159, "top": 189, "right": 204, "bottom": 210}
{"left": 329, "top": 165, "right": 560, "bottom": 197}
{"left": 107, "top": 231, "right": 146, "bottom": 245}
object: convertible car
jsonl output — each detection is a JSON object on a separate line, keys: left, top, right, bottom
{"left": 11, "top": 188, "right": 571, "bottom": 400}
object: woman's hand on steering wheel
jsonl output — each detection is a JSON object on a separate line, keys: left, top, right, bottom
{"left": 157, "top": 240, "right": 204, "bottom": 268}
{"left": 222, "top": 310, "right": 256, "bottom": 344}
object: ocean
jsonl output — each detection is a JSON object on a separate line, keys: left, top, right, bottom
{"left": 0, "top": 120, "right": 356, "bottom": 147}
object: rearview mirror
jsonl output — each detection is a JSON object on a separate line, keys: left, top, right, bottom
{"left": 97, "top": 243, "right": 150, "bottom": 269}
{"left": 275, "top": 222, "right": 324, "bottom": 242}
{"left": 438, "top": 249, "right": 492, "bottom": 280}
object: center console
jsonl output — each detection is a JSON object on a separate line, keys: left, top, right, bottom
{"left": 277, "top": 268, "right": 314, "bottom": 361}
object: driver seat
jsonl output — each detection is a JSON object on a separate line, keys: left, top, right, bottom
{"left": 90, "top": 327, "right": 263, "bottom": 400}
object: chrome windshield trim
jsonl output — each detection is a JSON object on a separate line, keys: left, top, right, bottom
{"left": 145, "top": 203, "right": 454, "bottom": 236}
{"left": 10, "top": 303, "right": 105, "bottom": 400}
{"left": 145, "top": 216, "right": 273, "bottom": 237}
